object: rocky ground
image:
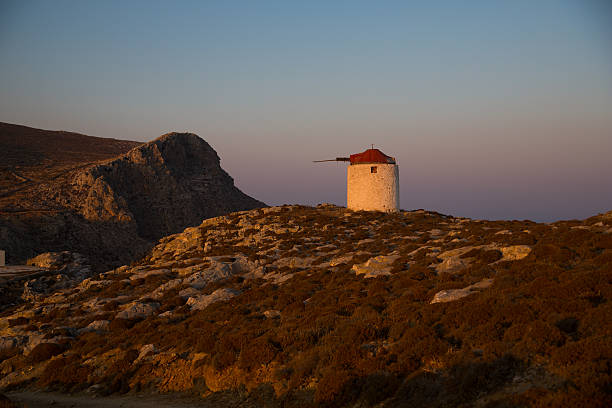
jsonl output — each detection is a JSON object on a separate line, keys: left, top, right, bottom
{"left": 1, "top": 205, "right": 611, "bottom": 407}
{"left": 0, "top": 252, "right": 94, "bottom": 313}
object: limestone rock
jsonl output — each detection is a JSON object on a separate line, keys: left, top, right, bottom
{"left": 178, "top": 287, "right": 200, "bottom": 299}
{"left": 80, "top": 320, "right": 110, "bottom": 333}
{"left": 149, "top": 279, "right": 183, "bottom": 300}
{"left": 499, "top": 245, "right": 532, "bottom": 261}
{"left": 136, "top": 344, "right": 157, "bottom": 363}
{"left": 435, "top": 257, "right": 469, "bottom": 274}
{"left": 431, "top": 279, "right": 494, "bottom": 304}
{"left": 352, "top": 255, "right": 401, "bottom": 278}
{"left": 27, "top": 252, "right": 84, "bottom": 270}
{"left": 20, "top": 252, "right": 94, "bottom": 302}
{"left": 116, "top": 302, "right": 160, "bottom": 320}
{"left": 74, "top": 133, "right": 265, "bottom": 242}
{"left": 329, "top": 254, "right": 356, "bottom": 267}
{"left": 182, "top": 264, "right": 233, "bottom": 289}
{"left": 129, "top": 268, "right": 171, "bottom": 281}
{"left": 263, "top": 310, "right": 281, "bottom": 319}
{"left": 186, "top": 288, "right": 240, "bottom": 311}
{"left": 274, "top": 256, "right": 316, "bottom": 269}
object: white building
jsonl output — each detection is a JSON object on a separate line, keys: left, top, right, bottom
{"left": 314, "top": 148, "right": 400, "bottom": 212}
{"left": 346, "top": 148, "right": 399, "bottom": 212}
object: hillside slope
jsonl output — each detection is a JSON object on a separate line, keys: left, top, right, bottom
{"left": 1, "top": 205, "right": 610, "bottom": 407}
{"left": 0, "top": 122, "right": 142, "bottom": 196}
{"left": 0, "top": 124, "right": 265, "bottom": 269}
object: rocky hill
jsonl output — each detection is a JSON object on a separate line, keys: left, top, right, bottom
{"left": 1, "top": 205, "right": 610, "bottom": 407}
{"left": 0, "top": 123, "right": 265, "bottom": 270}
{"left": 0, "top": 122, "right": 142, "bottom": 195}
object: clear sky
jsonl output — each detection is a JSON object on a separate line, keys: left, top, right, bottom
{"left": 1, "top": 0, "right": 611, "bottom": 221}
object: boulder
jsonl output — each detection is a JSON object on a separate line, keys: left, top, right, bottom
{"left": 352, "top": 255, "right": 401, "bottom": 278}
{"left": 435, "top": 257, "right": 469, "bottom": 274}
{"left": 263, "top": 310, "right": 281, "bottom": 319}
{"left": 149, "top": 279, "right": 183, "bottom": 299}
{"left": 178, "top": 287, "right": 200, "bottom": 299}
{"left": 116, "top": 302, "right": 160, "bottom": 320}
{"left": 81, "top": 320, "right": 110, "bottom": 333}
{"left": 183, "top": 263, "right": 233, "bottom": 289}
{"left": 274, "top": 256, "right": 316, "bottom": 269}
{"left": 329, "top": 254, "right": 355, "bottom": 267}
{"left": 186, "top": 288, "right": 240, "bottom": 311}
{"left": 26, "top": 251, "right": 81, "bottom": 269}
{"left": 129, "top": 268, "right": 171, "bottom": 281}
{"left": 499, "top": 245, "right": 531, "bottom": 261}
{"left": 136, "top": 343, "right": 157, "bottom": 363}
{"left": 431, "top": 279, "right": 494, "bottom": 304}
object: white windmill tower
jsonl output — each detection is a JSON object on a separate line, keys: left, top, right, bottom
{"left": 314, "top": 147, "right": 399, "bottom": 212}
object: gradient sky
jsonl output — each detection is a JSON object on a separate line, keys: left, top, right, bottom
{"left": 1, "top": 0, "right": 611, "bottom": 221}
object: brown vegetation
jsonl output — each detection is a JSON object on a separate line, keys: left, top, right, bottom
{"left": 1, "top": 206, "right": 611, "bottom": 406}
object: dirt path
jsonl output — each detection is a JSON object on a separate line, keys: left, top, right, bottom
{"left": 6, "top": 391, "right": 220, "bottom": 408}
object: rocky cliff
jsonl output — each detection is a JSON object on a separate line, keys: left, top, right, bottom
{"left": 0, "top": 124, "right": 265, "bottom": 269}
{"left": 70, "top": 132, "right": 264, "bottom": 241}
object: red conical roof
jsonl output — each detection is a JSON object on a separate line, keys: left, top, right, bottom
{"left": 349, "top": 148, "right": 395, "bottom": 164}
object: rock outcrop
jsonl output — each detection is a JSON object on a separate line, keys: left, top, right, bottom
{"left": 0, "top": 251, "right": 93, "bottom": 309}
{"left": 430, "top": 278, "right": 494, "bottom": 303}
{"left": 0, "top": 125, "right": 265, "bottom": 270}
{"left": 70, "top": 132, "right": 264, "bottom": 241}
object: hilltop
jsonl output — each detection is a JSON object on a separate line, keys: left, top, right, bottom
{"left": 0, "top": 123, "right": 265, "bottom": 270}
{"left": 1, "top": 205, "right": 610, "bottom": 407}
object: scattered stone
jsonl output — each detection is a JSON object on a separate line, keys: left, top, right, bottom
{"left": 498, "top": 245, "right": 532, "bottom": 261}
{"left": 178, "top": 287, "right": 201, "bottom": 299}
{"left": 329, "top": 255, "right": 355, "bottom": 267}
{"left": 430, "top": 279, "right": 494, "bottom": 304}
{"left": 263, "top": 310, "right": 281, "bottom": 319}
{"left": 186, "top": 288, "right": 240, "bottom": 311}
{"left": 0, "top": 336, "right": 26, "bottom": 351}
{"left": 274, "top": 257, "right": 316, "bottom": 269}
{"left": 435, "top": 257, "right": 469, "bottom": 274}
{"left": 129, "top": 269, "right": 171, "bottom": 281}
{"left": 115, "top": 302, "right": 160, "bottom": 320}
{"left": 136, "top": 344, "right": 157, "bottom": 363}
{"left": 428, "top": 229, "right": 445, "bottom": 237}
{"left": 435, "top": 247, "right": 475, "bottom": 274}
{"left": 78, "top": 279, "right": 113, "bottom": 292}
{"left": 352, "top": 255, "right": 401, "bottom": 278}
{"left": 80, "top": 320, "right": 110, "bottom": 333}
{"left": 26, "top": 252, "right": 86, "bottom": 270}
{"left": 182, "top": 263, "right": 234, "bottom": 289}
{"left": 149, "top": 279, "right": 183, "bottom": 300}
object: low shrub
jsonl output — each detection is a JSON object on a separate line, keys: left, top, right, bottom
{"left": 28, "top": 342, "right": 65, "bottom": 364}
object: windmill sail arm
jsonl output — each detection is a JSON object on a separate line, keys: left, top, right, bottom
{"left": 312, "top": 157, "right": 350, "bottom": 163}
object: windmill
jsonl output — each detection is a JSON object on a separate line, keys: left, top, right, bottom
{"left": 314, "top": 147, "right": 399, "bottom": 212}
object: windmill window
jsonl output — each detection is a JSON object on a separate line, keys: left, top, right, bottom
{"left": 371, "top": 166, "right": 377, "bottom": 173}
